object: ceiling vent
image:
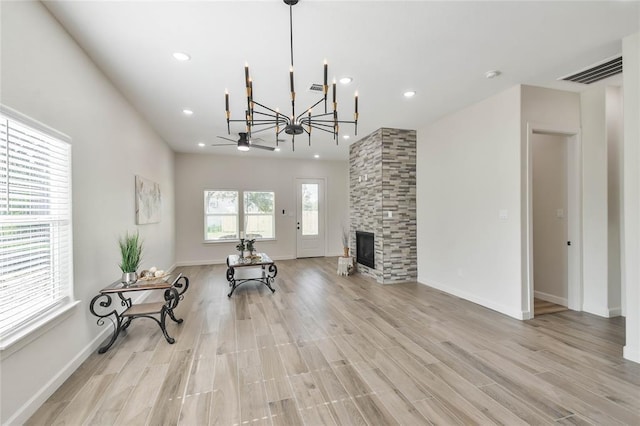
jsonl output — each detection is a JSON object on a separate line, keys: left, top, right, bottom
{"left": 560, "top": 56, "right": 622, "bottom": 84}
{"left": 308, "top": 83, "right": 323, "bottom": 92}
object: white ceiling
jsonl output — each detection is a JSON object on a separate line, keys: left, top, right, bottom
{"left": 43, "top": 0, "right": 639, "bottom": 161}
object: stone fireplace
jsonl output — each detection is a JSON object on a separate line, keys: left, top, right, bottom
{"left": 349, "top": 128, "right": 417, "bottom": 284}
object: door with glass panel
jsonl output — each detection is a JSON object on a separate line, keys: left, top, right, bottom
{"left": 296, "top": 178, "right": 325, "bottom": 258}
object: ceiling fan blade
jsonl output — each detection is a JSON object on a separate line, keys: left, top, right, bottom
{"left": 251, "top": 144, "right": 276, "bottom": 151}
{"left": 210, "top": 143, "right": 236, "bottom": 147}
{"left": 217, "top": 136, "right": 237, "bottom": 143}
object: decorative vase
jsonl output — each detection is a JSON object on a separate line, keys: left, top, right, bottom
{"left": 121, "top": 271, "right": 138, "bottom": 286}
{"left": 343, "top": 247, "right": 350, "bottom": 257}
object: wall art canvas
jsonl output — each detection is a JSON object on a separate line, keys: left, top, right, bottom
{"left": 135, "top": 175, "right": 161, "bottom": 224}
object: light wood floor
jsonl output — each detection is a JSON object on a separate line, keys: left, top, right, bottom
{"left": 28, "top": 258, "right": 640, "bottom": 425}
{"left": 534, "top": 298, "right": 569, "bottom": 316}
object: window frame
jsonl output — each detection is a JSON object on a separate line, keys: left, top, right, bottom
{"left": 243, "top": 190, "right": 276, "bottom": 240}
{"left": 0, "top": 105, "right": 78, "bottom": 352}
{"left": 203, "top": 190, "right": 240, "bottom": 242}
{"left": 203, "top": 189, "right": 276, "bottom": 243}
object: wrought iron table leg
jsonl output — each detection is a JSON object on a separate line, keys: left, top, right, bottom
{"left": 97, "top": 314, "right": 122, "bottom": 354}
{"left": 160, "top": 309, "right": 175, "bottom": 344}
{"left": 167, "top": 309, "right": 183, "bottom": 324}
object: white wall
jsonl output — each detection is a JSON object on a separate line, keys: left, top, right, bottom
{"left": 0, "top": 2, "right": 175, "bottom": 423}
{"left": 417, "top": 86, "right": 523, "bottom": 319}
{"left": 175, "top": 153, "right": 348, "bottom": 264}
{"left": 521, "top": 86, "right": 582, "bottom": 315}
{"left": 622, "top": 32, "right": 640, "bottom": 363}
{"left": 606, "top": 86, "right": 624, "bottom": 315}
{"left": 579, "top": 87, "right": 610, "bottom": 316}
{"left": 532, "top": 134, "right": 568, "bottom": 304}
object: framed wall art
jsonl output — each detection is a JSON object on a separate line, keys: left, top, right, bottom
{"left": 135, "top": 175, "right": 161, "bottom": 224}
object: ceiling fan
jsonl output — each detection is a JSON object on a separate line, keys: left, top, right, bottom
{"left": 213, "top": 132, "right": 276, "bottom": 151}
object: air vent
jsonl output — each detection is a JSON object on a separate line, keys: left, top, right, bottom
{"left": 560, "top": 56, "right": 622, "bottom": 84}
{"left": 309, "top": 83, "right": 323, "bottom": 92}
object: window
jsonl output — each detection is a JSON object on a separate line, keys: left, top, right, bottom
{"left": 204, "top": 190, "right": 239, "bottom": 241}
{"left": 0, "top": 107, "right": 74, "bottom": 348}
{"left": 244, "top": 191, "right": 275, "bottom": 239}
{"left": 204, "top": 190, "right": 275, "bottom": 241}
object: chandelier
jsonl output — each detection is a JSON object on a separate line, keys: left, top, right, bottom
{"left": 224, "top": 0, "right": 359, "bottom": 151}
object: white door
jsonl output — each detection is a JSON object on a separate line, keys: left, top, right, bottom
{"left": 296, "top": 178, "right": 325, "bottom": 258}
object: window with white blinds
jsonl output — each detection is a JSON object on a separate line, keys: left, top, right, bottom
{"left": 0, "top": 108, "right": 73, "bottom": 345}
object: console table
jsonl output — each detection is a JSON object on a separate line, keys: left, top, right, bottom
{"left": 226, "top": 253, "right": 277, "bottom": 297}
{"left": 89, "top": 273, "right": 189, "bottom": 353}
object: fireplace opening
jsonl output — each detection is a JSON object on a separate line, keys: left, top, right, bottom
{"left": 356, "top": 231, "right": 375, "bottom": 269}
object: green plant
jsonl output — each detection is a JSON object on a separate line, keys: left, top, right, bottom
{"left": 118, "top": 231, "right": 143, "bottom": 273}
{"left": 236, "top": 239, "right": 245, "bottom": 252}
{"left": 246, "top": 239, "right": 256, "bottom": 253}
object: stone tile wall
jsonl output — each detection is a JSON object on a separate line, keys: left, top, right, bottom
{"left": 349, "top": 128, "right": 417, "bottom": 283}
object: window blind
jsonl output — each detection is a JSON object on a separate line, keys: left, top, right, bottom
{"left": 0, "top": 111, "right": 73, "bottom": 340}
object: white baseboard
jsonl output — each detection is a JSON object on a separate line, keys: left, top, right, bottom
{"left": 175, "top": 255, "right": 300, "bottom": 267}
{"left": 534, "top": 290, "right": 568, "bottom": 307}
{"left": 5, "top": 291, "right": 152, "bottom": 425}
{"left": 417, "top": 278, "right": 525, "bottom": 320}
{"left": 583, "top": 303, "right": 622, "bottom": 318}
{"left": 623, "top": 345, "right": 640, "bottom": 364}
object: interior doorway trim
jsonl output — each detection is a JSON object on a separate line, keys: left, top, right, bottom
{"left": 524, "top": 122, "right": 583, "bottom": 319}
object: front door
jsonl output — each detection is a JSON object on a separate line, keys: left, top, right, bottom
{"left": 296, "top": 178, "right": 325, "bottom": 258}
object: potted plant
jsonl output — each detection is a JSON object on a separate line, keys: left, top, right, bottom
{"left": 119, "top": 231, "right": 143, "bottom": 285}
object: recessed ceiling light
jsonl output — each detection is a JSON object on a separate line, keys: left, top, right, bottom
{"left": 275, "top": 147, "right": 281, "bottom": 152}
{"left": 314, "top": 154, "right": 320, "bottom": 159}
{"left": 172, "top": 52, "right": 191, "bottom": 61}
{"left": 339, "top": 77, "right": 353, "bottom": 85}
{"left": 403, "top": 91, "right": 416, "bottom": 98}
{"left": 183, "top": 109, "right": 193, "bottom": 116}
{"left": 485, "top": 70, "right": 501, "bottom": 79}
{"left": 343, "top": 135, "right": 350, "bottom": 140}
{"left": 197, "top": 142, "right": 205, "bottom": 147}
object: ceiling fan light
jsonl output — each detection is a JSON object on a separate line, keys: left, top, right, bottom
{"left": 237, "top": 145, "right": 250, "bottom": 151}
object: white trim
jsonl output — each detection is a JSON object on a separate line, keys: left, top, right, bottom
{"left": 623, "top": 345, "right": 640, "bottom": 364}
{"left": 417, "top": 279, "right": 525, "bottom": 320}
{"left": 0, "top": 300, "right": 80, "bottom": 356}
{"left": 583, "top": 303, "right": 622, "bottom": 318}
{"left": 175, "top": 255, "right": 296, "bottom": 267}
{"left": 525, "top": 123, "right": 583, "bottom": 318}
{"left": 534, "top": 290, "right": 568, "bottom": 307}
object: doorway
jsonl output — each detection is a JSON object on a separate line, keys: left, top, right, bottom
{"left": 296, "top": 178, "right": 326, "bottom": 258}
{"left": 525, "top": 124, "right": 582, "bottom": 319}
{"left": 532, "top": 133, "right": 570, "bottom": 315}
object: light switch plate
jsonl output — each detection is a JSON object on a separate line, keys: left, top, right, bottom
{"left": 499, "top": 209, "right": 508, "bottom": 220}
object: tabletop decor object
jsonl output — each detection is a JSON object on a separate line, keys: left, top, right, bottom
{"left": 118, "top": 231, "right": 143, "bottom": 285}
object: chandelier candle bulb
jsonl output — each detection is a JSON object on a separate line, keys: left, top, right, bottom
{"left": 332, "top": 80, "right": 336, "bottom": 105}
{"left": 323, "top": 60, "right": 328, "bottom": 90}
{"left": 225, "top": 90, "right": 229, "bottom": 111}
{"left": 355, "top": 92, "right": 358, "bottom": 114}
{"left": 289, "top": 67, "right": 294, "bottom": 94}
{"left": 245, "top": 63, "right": 250, "bottom": 87}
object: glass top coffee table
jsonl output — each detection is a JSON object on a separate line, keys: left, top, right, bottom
{"left": 226, "top": 253, "right": 277, "bottom": 297}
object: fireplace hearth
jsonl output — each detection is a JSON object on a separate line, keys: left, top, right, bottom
{"left": 356, "top": 231, "right": 375, "bottom": 269}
